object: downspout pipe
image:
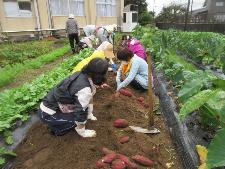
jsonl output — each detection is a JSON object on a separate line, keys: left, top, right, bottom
{"left": 46, "top": 0, "right": 52, "bottom": 29}
{"left": 46, "top": 0, "right": 54, "bottom": 36}
{"left": 47, "top": 0, "right": 54, "bottom": 29}
{"left": 34, "top": 0, "right": 41, "bottom": 39}
{"left": 0, "top": 21, "right": 3, "bottom": 32}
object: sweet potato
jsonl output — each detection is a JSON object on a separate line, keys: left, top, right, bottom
{"left": 102, "top": 147, "right": 115, "bottom": 155}
{"left": 113, "top": 119, "right": 129, "bottom": 128}
{"left": 119, "top": 89, "right": 133, "bottom": 97}
{"left": 119, "top": 136, "right": 130, "bottom": 144}
{"left": 137, "top": 97, "right": 144, "bottom": 103}
{"left": 96, "top": 159, "right": 108, "bottom": 168}
{"left": 140, "top": 102, "right": 150, "bottom": 108}
{"left": 102, "top": 153, "right": 117, "bottom": 163}
{"left": 132, "top": 155, "right": 154, "bottom": 166}
{"left": 111, "top": 159, "right": 126, "bottom": 169}
{"left": 118, "top": 154, "right": 138, "bottom": 169}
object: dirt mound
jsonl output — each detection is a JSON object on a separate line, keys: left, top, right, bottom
{"left": 11, "top": 73, "right": 183, "bottom": 169}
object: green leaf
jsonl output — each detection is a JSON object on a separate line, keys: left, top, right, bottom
{"left": 213, "top": 79, "right": 225, "bottom": 90}
{"left": 200, "top": 105, "right": 221, "bottom": 128}
{"left": 3, "top": 131, "right": 13, "bottom": 145}
{"left": 21, "top": 114, "right": 30, "bottom": 122}
{"left": 0, "top": 157, "right": 5, "bottom": 165}
{"left": 178, "top": 79, "right": 203, "bottom": 101}
{"left": 206, "top": 91, "right": 225, "bottom": 124}
{"left": 179, "top": 90, "right": 218, "bottom": 121}
{"left": 0, "top": 147, "right": 16, "bottom": 156}
{"left": 206, "top": 128, "right": 225, "bottom": 168}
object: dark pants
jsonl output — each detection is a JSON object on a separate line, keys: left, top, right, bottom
{"left": 68, "top": 33, "right": 79, "bottom": 53}
{"left": 38, "top": 109, "right": 76, "bottom": 136}
{"left": 130, "top": 80, "right": 146, "bottom": 91}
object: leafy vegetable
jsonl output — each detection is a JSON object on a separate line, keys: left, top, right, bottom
{"left": 179, "top": 90, "right": 218, "bottom": 121}
{"left": 206, "top": 128, "right": 225, "bottom": 168}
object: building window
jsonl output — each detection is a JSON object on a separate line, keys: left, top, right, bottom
{"left": 96, "top": 0, "right": 117, "bottom": 17}
{"left": 132, "top": 13, "right": 138, "bottom": 23}
{"left": 50, "top": 0, "right": 85, "bottom": 16}
{"left": 123, "top": 13, "right": 126, "bottom": 23}
{"left": 216, "top": 1, "right": 224, "bottom": 6}
{"left": 3, "top": 0, "right": 32, "bottom": 17}
{"left": 215, "top": 14, "right": 225, "bottom": 21}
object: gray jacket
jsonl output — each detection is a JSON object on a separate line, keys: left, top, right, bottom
{"left": 66, "top": 18, "right": 79, "bottom": 34}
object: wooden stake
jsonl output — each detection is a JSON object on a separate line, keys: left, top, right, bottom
{"left": 147, "top": 53, "right": 154, "bottom": 127}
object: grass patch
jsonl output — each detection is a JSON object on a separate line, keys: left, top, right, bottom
{"left": 0, "top": 46, "right": 70, "bottom": 88}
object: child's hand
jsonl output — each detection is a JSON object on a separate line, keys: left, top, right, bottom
{"left": 96, "top": 83, "right": 111, "bottom": 89}
{"left": 100, "top": 83, "right": 111, "bottom": 89}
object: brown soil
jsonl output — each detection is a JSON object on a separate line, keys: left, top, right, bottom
{"left": 11, "top": 73, "right": 183, "bottom": 169}
{"left": 0, "top": 52, "right": 72, "bottom": 91}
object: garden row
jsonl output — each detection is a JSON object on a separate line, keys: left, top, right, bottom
{"left": 0, "top": 48, "right": 93, "bottom": 165}
{"left": 137, "top": 27, "right": 225, "bottom": 73}
{"left": 0, "top": 38, "right": 67, "bottom": 67}
{"left": 0, "top": 45, "right": 70, "bottom": 88}
{"left": 133, "top": 26, "right": 225, "bottom": 169}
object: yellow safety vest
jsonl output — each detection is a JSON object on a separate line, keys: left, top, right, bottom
{"left": 72, "top": 50, "right": 105, "bottom": 73}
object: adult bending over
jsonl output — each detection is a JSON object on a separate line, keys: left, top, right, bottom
{"left": 38, "top": 58, "right": 108, "bottom": 137}
{"left": 73, "top": 41, "right": 116, "bottom": 73}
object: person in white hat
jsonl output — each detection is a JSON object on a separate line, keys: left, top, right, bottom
{"left": 83, "top": 25, "right": 96, "bottom": 37}
{"left": 95, "top": 24, "right": 117, "bottom": 44}
{"left": 65, "top": 14, "right": 79, "bottom": 53}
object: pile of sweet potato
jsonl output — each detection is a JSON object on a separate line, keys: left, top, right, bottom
{"left": 118, "top": 89, "right": 150, "bottom": 109}
{"left": 136, "top": 96, "right": 150, "bottom": 108}
{"left": 119, "top": 89, "right": 133, "bottom": 97}
{"left": 96, "top": 148, "right": 154, "bottom": 169}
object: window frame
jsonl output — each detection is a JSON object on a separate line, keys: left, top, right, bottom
{"left": 123, "top": 13, "right": 126, "bottom": 23}
{"left": 215, "top": 1, "right": 224, "bottom": 6}
{"left": 50, "top": 0, "right": 85, "bottom": 16}
{"left": 96, "top": 0, "right": 117, "bottom": 17}
{"left": 132, "top": 12, "right": 138, "bottom": 23}
{"left": 3, "top": 0, "right": 33, "bottom": 18}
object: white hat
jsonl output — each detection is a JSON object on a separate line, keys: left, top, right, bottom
{"left": 97, "top": 41, "right": 115, "bottom": 59}
{"left": 69, "top": 14, "right": 74, "bottom": 19}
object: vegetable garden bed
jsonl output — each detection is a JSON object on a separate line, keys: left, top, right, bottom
{"left": 0, "top": 49, "right": 93, "bottom": 166}
{"left": 0, "top": 38, "right": 68, "bottom": 68}
{"left": 133, "top": 26, "right": 225, "bottom": 169}
{"left": 1, "top": 28, "right": 224, "bottom": 169}
{"left": 0, "top": 45, "right": 70, "bottom": 88}
{"left": 4, "top": 72, "right": 183, "bottom": 169}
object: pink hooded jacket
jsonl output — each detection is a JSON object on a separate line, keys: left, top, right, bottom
{"left": 128, "top": 39, "right": 146, "bottom": 60}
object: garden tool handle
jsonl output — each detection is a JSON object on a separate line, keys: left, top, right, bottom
{"left": 147, "top": 52, "right": 154, "bottom": 127}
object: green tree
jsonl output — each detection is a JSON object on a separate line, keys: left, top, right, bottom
{"left": 124, "top": 0, "right": 148, "bottom": 14}
{"left": 203, "top": 0, "right": 207, "bottom": 7}
{"left": 139, "top": 11, "right": 154, "bottom": 25}
{"left": 156, "top": 3, "right": 186, "bottom": 23}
